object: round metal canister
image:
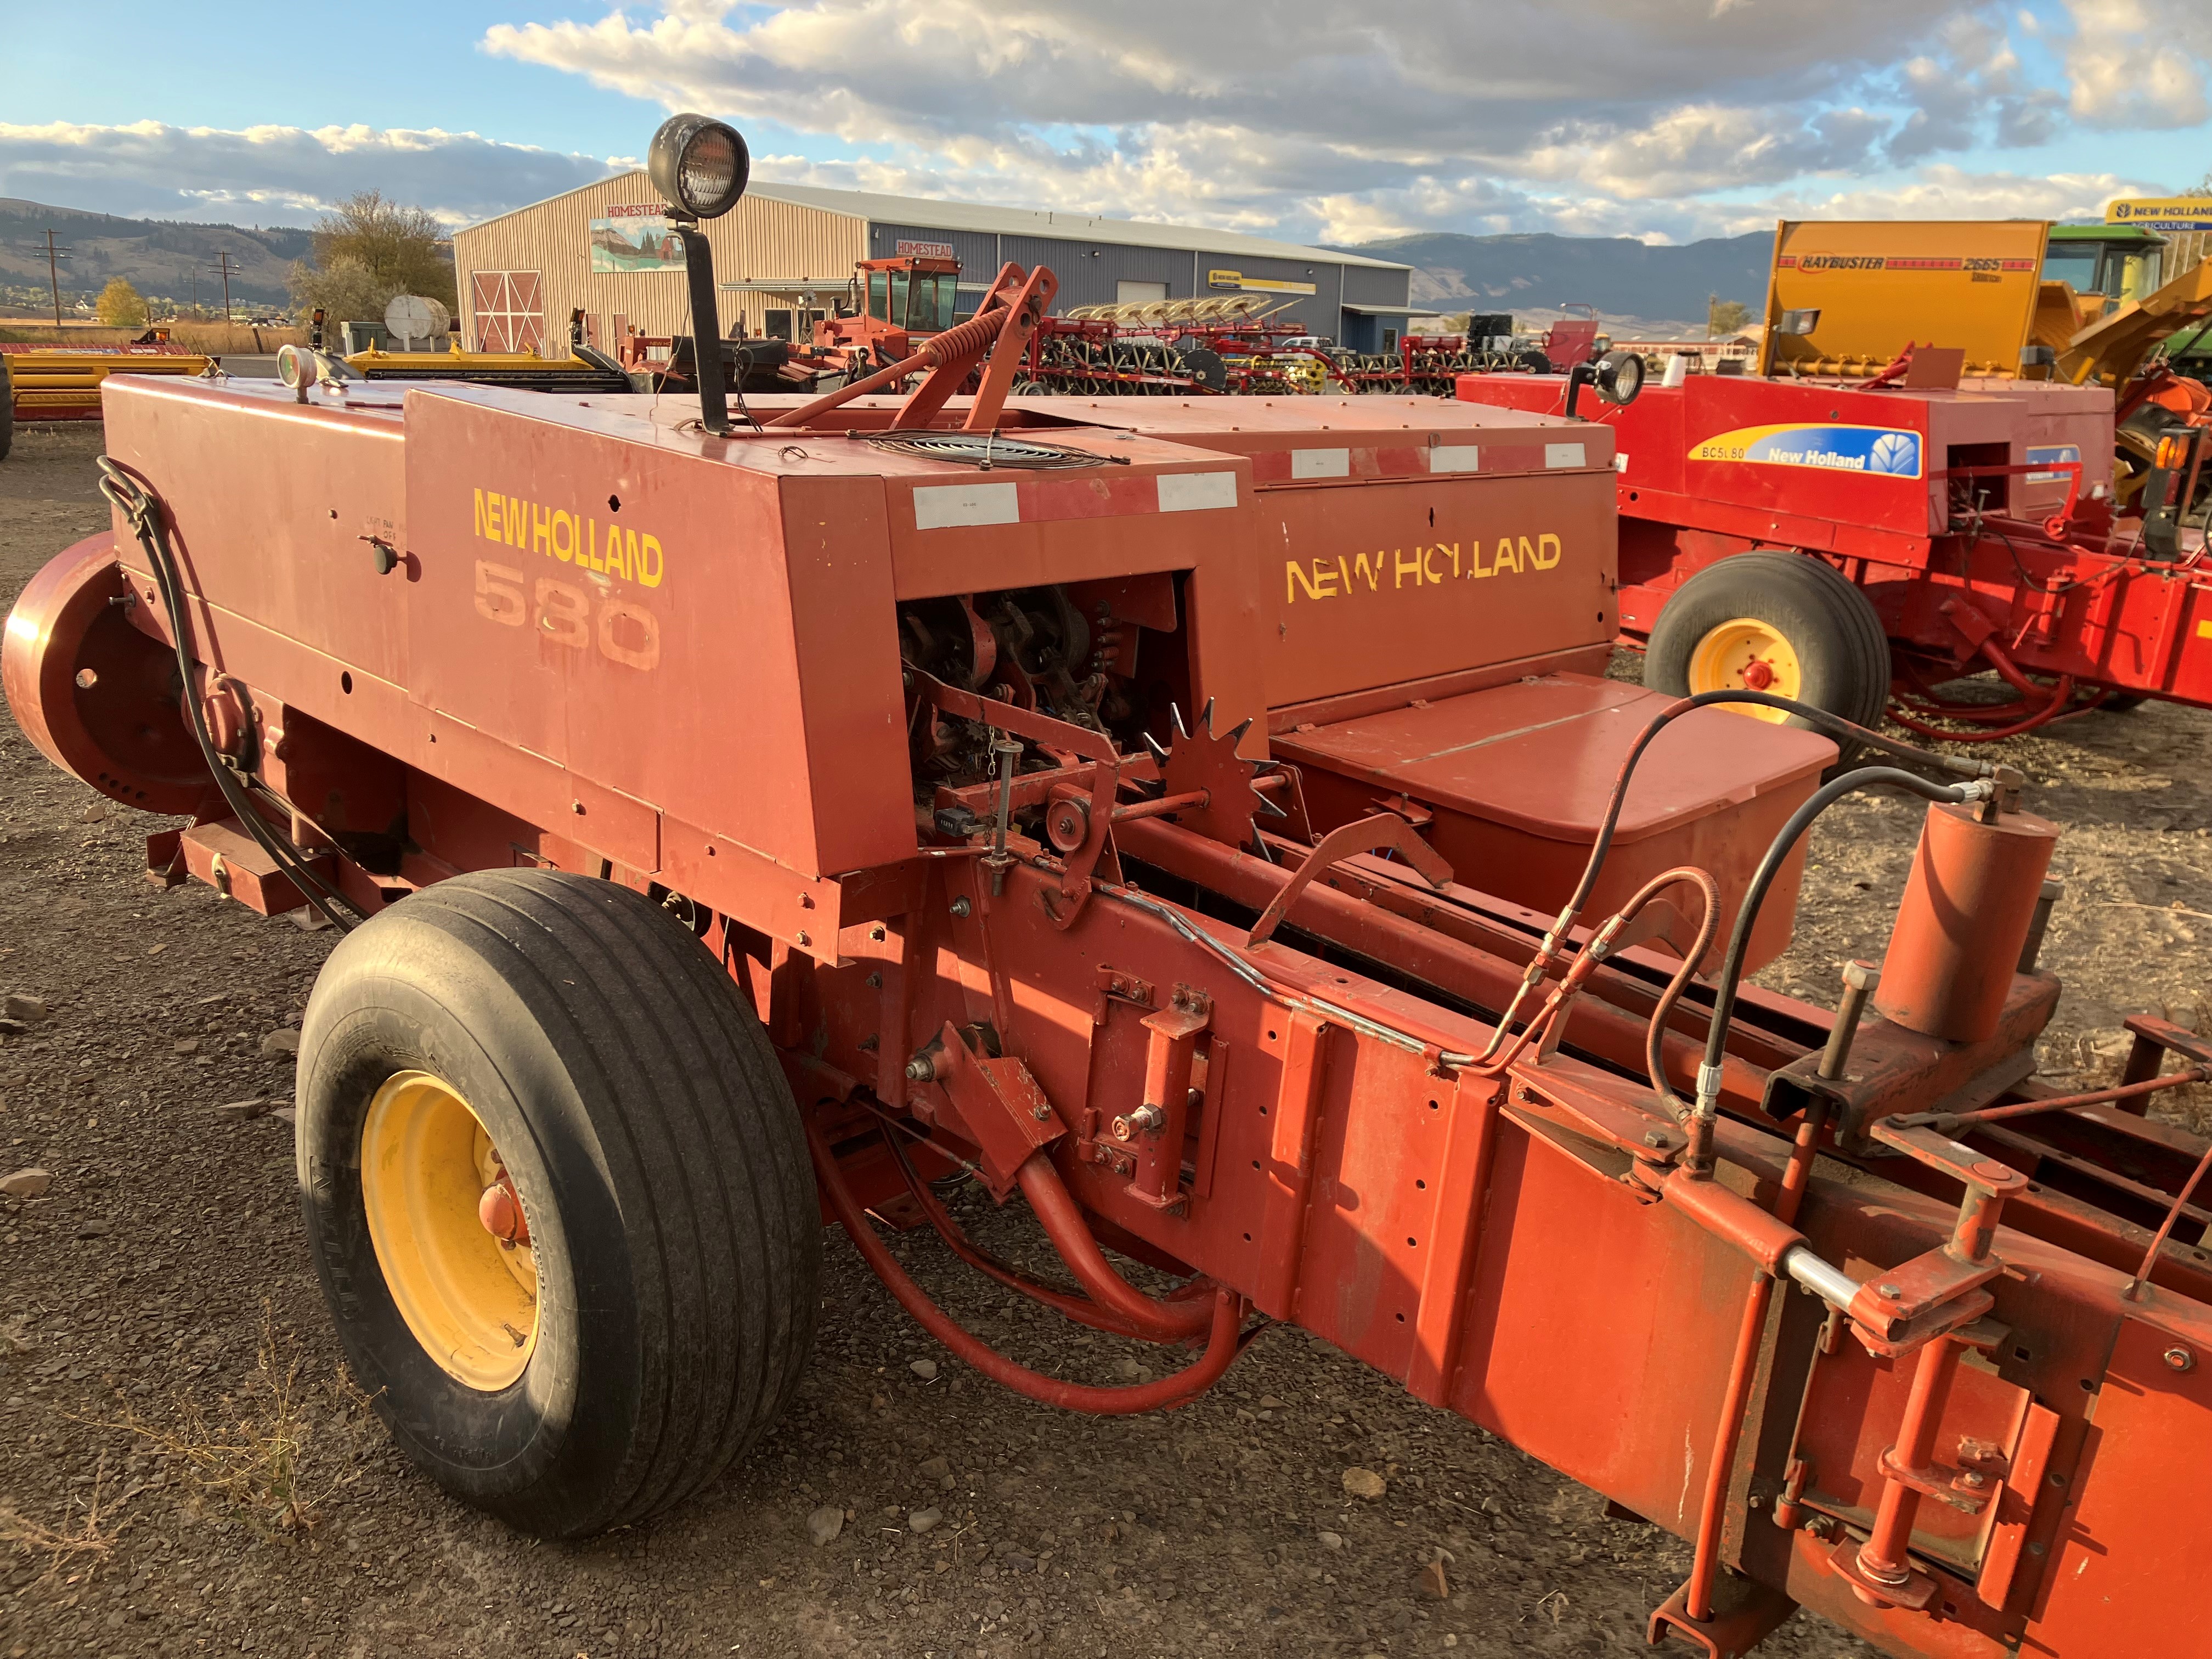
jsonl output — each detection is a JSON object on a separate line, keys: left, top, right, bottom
{"left": 1873, "top": 802, "right": 2059, "bottom": 1045}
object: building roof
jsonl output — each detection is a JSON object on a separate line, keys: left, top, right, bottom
{"left": 460, "top": 167, "right": 1408, "bottom": 273}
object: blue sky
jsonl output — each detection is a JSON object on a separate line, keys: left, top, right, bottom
{"left": 2, "top": 0, "right": 2207, "bottom": 245}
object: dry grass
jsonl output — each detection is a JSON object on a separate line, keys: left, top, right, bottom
{"left": 103, "top": 1304, "right": 366, "bottom": 1532}
{"left": 0, "top": 1454, "right": 127, "bottom": 1578}
{"left": 0, "top": 321, "right": 303, "bottom": 353}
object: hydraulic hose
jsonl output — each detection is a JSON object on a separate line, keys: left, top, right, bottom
{"left": 1683, "top": 766, "right": 1989, "bottom": 1166}
{"left": 808, "top": 1117, "right": 1256, "bottom": 1413}
{"left": 95, "top": 458, "right": 361, "bottom": 933}
{"left": 1479, "top": 689, "right": 1998, "bottom": 1066}
{"left": 884, "top": 1130, "right": 1215, "bottom": 1344}
{"left": 1601, "top": 866, "right": 1720, "bottom": 1115}
{"left": 1017, "top": 1154, "right": 1218, "bottom": 1341}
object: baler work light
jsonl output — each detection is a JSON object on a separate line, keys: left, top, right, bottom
{"left": 648, "top": 114, "right": 750, "bottom": 222}
{"left": 646, "top": 113, "right": 753, "bottom": 436}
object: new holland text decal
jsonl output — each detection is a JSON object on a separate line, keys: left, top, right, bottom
{"left": 1689, "top": 424, "right": 1924, "bottom": 479}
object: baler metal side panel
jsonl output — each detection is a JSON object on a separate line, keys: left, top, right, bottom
{"left": 404, "top": 391, "right": 915, "bottom": 880}
{"left": 102, "top": 379, "right": 410, "bottom": 695}
{"left": 1261, "top": 470, "right": 1618, "bottom": 706}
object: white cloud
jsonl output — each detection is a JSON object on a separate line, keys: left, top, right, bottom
{"left": 3, "top": 1, "right": 2203, "bottom": 252}
{"left": 482, "top": 0, "right": 2004, "bottom": 222}
{"left": 0, "top": 120, "right": 626, "bottom": 226}
{"left": 2061, "top": 0, "right": 2212, "bottom": 128}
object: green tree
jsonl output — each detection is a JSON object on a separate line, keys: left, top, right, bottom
{"left": 95, "top": 276, "right": 148, "bottom": 328}
{"left": 1707, "top": 297, "right": 1752, "bottom": 337}
{"left": 287, "top": 190, "right": 457, "bottom": 329}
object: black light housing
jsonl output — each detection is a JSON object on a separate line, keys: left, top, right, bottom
{"left": 648, "top": 114, "right": 750, "bottom": 221}
{"left": 1562, "top": 347, "right": 1644, "bottom": 420}
{"left": 1592, "top": 348, "right": 1644, "bottom": 407}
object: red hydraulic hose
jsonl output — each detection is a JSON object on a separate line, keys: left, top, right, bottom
{"left": 884, "top": 1131, "right": 1210, "bottom": 1344}
{"left": 1017, "top": 1153, "right": 1217, "bottom": 1341}
{"left": 808, "top": 1116, "right": 1254, "bottom": 1413}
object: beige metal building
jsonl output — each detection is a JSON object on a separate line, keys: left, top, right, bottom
{"left": 452, "top": 171, "right": 1417, "bottom": 356}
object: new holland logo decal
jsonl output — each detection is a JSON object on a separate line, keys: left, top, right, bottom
{"left": 1689, "top": 424, "right": 1924, "bottom": 479}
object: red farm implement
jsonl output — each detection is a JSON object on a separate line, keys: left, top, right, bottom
{"left": 1455, "top": 220, "right": 2212, "bottom": 738}
{"left": 7, "top": 120, "right": 2209, "bottom": 1657}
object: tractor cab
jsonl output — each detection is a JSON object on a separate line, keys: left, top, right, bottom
{"left": 814, "top": 255, "right": 962, "bottom": 364}
{"left": 2042, "top": 224, "right": 2166, "bottom": 312}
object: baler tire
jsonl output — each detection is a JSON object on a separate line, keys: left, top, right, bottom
{"left": 0, "top": 358, "right": 13, "bottom": 460}
{"left": 1644, "top": 551, "right": 1891, "bottom": 766}
{"left": 295, "top": 868, "right": 820, "bottom": 1539}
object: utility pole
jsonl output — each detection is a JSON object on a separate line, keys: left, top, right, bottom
{"left": 40, "top": 229, "right": 72, "bottom": 326}
{"left": 207, "top": 251, "right": 240, "bottom": 322}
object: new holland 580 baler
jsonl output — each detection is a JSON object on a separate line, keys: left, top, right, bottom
{"left": 7, "top": 120, "right": 2212, "bottom": 1658}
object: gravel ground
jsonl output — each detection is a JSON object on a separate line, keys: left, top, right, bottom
{"left": 3, "top": 421, "right": 2208, "bottom": 1659}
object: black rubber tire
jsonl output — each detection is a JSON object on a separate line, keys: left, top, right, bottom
{"left": 2100, "top": 693, "right": 2148, "bottom": 713}
{"left": 1644, "top": 551, "right": 1892, "bottom": 755}
{"left": 296, "top": 868, "right": 820, "bottom": 1538}
{"left": 1, "top": 358, "right": 13, "bottom": 461}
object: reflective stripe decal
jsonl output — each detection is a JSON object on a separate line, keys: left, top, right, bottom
{"left": 912, "top": 482, "right": 1020, "bottom": 529}
{"left": 1429, "top": 445, "right": 1481, "bottom": 472}
{"left": 1544, "top": 443, "right": 1588, "bottom": 469}
{"left": 1157, "top": 471, "right": 1239, "bottom": 512}
{"left": 1290, "top": 448, "right": 1350, "bottom": 479}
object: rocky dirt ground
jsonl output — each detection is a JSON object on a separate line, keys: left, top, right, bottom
{"left": 2, "top": 422, "right": 2207, "bottom": 1659}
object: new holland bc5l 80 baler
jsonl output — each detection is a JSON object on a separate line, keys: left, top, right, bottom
{"left": 7, "top": 119, "right": 2212, "bottom": 1658}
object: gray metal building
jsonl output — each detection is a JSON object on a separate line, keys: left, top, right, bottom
{"left": 453, "top": 172, "right": 1417, "bottom": 355}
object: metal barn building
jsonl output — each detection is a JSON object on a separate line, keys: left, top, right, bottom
{"left": 452, "top": 171, "right": 1417, "bottom": 357}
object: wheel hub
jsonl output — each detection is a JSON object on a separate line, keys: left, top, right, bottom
{"left": 1687, "top": 617, "right": 1802, "bottom": 723}
{"left": 361, "top": 1071, "right": 539, "bottom": 1390}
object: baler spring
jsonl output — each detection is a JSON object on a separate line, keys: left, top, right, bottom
{"left": 95, "top": 457, "right": 363, "bottom": 933}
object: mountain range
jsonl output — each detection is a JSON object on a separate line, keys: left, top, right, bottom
{"left": 1332, "top": 230, "right": 1777, "bottom": 337}
{"left": 1, "top": 195, "right": 1779, "bottom": 334}
{"left": 0, "top": 199, "right": 307, "bottom": 310}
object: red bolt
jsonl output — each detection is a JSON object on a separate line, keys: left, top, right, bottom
{"left": 1741, "top": 659, "right": 1776, "bottom": 690}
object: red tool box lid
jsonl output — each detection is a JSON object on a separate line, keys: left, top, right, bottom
{"left": 1271, "top": 673, "right": 1835, "bottom": 845}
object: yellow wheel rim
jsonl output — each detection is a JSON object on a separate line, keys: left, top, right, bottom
{"left": 1687, "top": 616, "right": 1803, "bottom": 723}
{"left": 361, "top": 1071, "right": 539, "bottom": 1391}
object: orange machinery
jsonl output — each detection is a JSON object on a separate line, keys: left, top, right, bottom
{"left": 8, "top": 118, "right": 2210, "bottom": 1658}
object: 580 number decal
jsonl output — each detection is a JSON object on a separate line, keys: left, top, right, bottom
{"left": 473, "top": 560, "right": 661, "bottom": 671}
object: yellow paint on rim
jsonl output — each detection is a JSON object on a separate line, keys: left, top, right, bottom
{"left": 1687, "top": 616, "right": 1803, "bottom": 723}
{"left": 361, "top": 1071, "right": 538, "bottom": 1391}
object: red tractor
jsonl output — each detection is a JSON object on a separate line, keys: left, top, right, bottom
{"left": 7, "top": 117, "right": 2209, "bottom": 1657}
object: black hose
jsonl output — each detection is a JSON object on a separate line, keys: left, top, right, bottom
{"left": 96, "top": 458, "right": 360, "bottom": 933}
{"left": 1684, "top": 766, "right": 1984, "bottom": 1156}
{"left": 1561, "top": 690, "right": 1991, "bottom": 927}
{"left": 1472, "top": 686, "right": 1999, "bottom": 1066}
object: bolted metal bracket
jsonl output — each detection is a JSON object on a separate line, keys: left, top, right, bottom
{"left": 918, "top": 1020, "right": 1065, "bottom": 1200}
{"left": 1645, "top": 1570, "right": 1798, "bottom": 1658}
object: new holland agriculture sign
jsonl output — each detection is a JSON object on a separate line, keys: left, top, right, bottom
{"left": 2106, "top": 199, "right": 2212, "bottom": 232}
